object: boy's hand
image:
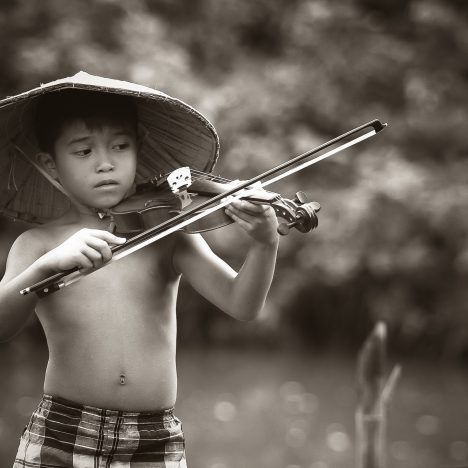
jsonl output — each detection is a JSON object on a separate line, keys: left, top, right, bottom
{"left": 37, "top": 229, "right": 126, "bottom": 274}
{"left": 225, "top": 199, "right": 279, "bottom": 247}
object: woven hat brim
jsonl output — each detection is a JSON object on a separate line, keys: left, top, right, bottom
{"left": 0, "top": 71, "right": 220, "bottom": 224}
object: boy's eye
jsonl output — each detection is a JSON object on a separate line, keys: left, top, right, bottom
{"left": 74, "top": 148, "right": 92, "bottom": 157}
{"left": 113, "top": 142, "right": 131, "bottom": 151}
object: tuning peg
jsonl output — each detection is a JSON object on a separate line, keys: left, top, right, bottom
{"left": 294, "top": 191, "right": 309, "bottom": 204}
{"left": 276, "top": 200, "right": 321, "bottom": 236}
{"left": 277, "top": 222, "right": 292, "bottom": 236}
{"left": 309, "top": 201, "right": 321, "bottom": 212}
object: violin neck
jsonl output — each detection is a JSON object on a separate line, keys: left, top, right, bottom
{"left": 189, "top": 178, "right": 236, "bottom": 196}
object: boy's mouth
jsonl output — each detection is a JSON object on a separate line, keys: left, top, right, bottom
{"left": 95, "top": 179, "right": 119, "bottom": 188}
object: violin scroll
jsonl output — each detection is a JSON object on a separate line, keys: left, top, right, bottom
{"left": 273, "top": 192, "right": 321, "bottom": 236}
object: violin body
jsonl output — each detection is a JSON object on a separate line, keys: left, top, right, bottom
{"left": 110, "top": 174, "right": 319, "bottom": 235}
{"left": 109, "top": 187, "right": 180, "bottom": 234}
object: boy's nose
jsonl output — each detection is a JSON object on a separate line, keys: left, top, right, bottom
{"left": 96, "top": 161, "right": 115, "bottom": 172}
{"left": 95, "top": 152, "right": 115, "bottom": 172}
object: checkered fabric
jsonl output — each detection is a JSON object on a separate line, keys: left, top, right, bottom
{"left": 14, "top": 394, "right": 187, "bottom": 467}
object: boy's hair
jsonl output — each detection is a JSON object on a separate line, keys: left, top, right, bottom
{"left": 34, "top": 89, "right": 138, "bottom": 154}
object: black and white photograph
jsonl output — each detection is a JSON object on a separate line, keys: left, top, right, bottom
{"left": 0, "top": 1, "right": 467, "bottom": 467}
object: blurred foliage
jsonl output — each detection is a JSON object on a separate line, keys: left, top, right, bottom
{"left": 0, "top": 0, "right": 468, "bottom": 361}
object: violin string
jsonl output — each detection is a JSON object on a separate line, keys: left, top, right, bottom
{"left": 190, "top": 170, "right": 231, "bottom": 183}
{"left": 191, "top": 169, "right": 231, "bottom": 182}
{"left": 158, "top": 167, "right": 233, "bottom": 184}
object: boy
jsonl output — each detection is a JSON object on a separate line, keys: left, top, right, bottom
{"left": 0, "top": 72, "right": 279, "bottom": 467}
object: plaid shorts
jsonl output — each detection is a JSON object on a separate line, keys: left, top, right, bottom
{"left": 14, "top": 394, "right": 187, "bottom": 467}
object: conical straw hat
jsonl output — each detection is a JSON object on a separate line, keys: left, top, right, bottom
{"left": 0, "top": 71, "right": 219, "bottom": 224}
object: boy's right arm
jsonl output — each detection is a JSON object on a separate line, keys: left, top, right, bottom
{"left": 0, "top": 230, "right": 49, "bottom": 341}
{"left": 0, "top": 228, "right": 126, "bottom": 342}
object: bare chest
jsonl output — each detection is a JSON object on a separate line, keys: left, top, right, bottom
{"left": 35, "top": 239, "right": 180, "bottom": 335}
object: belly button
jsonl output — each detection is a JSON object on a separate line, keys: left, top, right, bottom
{"left": 119, "top": 374, "right": 126, "bottom": 385}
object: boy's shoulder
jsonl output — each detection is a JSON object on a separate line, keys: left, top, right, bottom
{"left": 1, "top": 219, "right": 71, "bottom": 282}
{"left": 12, "top": 216, "right": 76, "bottom": 255}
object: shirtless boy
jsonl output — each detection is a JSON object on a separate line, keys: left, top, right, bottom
{"left": 0, "top": 73, "right": 279, "bottom": 467}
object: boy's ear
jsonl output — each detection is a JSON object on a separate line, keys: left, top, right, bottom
{"left": 36, "top": 152, "right": 59, "bottom": 179}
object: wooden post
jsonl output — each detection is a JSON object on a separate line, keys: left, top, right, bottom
{"left": 356, "top": 322, "right": 401, "bottom": 468}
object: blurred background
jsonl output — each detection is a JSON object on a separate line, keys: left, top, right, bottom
{"left": 1, "top": 1, "right": 467, "bottom": 467}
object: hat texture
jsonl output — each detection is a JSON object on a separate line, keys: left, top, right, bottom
{"left": 0, "top": 71, "right": 219, "bottom": 223}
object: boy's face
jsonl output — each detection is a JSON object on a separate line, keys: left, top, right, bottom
{"left": 44, "top": 119, "right": 138, "bottom": 211}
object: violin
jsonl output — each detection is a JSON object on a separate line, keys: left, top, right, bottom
{"left": 20, "top": 119, "right": 387, "bottom": 297}
{"left": 109, "top": 168, "right": 321, "bottom": 236}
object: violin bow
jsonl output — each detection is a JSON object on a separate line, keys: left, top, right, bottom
{"left": 20, "top": 119, "right": 387, "bottom": 297}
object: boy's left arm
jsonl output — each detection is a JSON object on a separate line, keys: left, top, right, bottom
{"left": 173, "top": 199, "right": 279, "bottom": 321}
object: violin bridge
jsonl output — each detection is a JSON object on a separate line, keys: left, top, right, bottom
{"left": 167, "top": 167, "right": 192, "bottom": 194}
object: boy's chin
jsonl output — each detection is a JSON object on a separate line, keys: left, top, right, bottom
{"left": 92, "top": 199, "right": 124, "bottom": 210}
{"left": 81, "top": 195, "right": 126, "bottom": 212}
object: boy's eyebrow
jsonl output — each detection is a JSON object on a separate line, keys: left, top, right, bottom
{"left": 66, "top": 135, "right": 92, "bottom": 146}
